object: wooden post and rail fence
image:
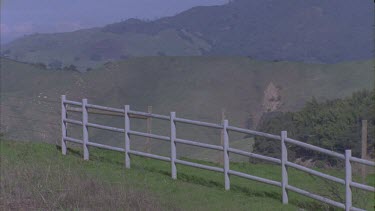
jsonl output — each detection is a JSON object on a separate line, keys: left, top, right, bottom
{"left": 61, "top": 95, "right": 374, "bottom": 211}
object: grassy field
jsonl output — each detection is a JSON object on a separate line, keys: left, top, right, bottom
{"left": 1, "top": 57, "right": 373, "bottom": 159}
{"left": 1, "top": 140, "right": 374, "bottom": 210}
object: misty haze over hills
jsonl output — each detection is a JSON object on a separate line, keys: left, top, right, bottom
{"left": 1, "top": 0, "right": 373, "bottom": 69}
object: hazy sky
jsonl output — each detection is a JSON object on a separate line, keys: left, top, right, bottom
{"left": 0, "top": 0, "right": 229, "bottom": 44}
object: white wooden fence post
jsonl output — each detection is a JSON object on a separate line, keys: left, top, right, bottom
{"left": 170, "top": 112, "right": 177, "bottom": 179}
{"left": 146, "top": 106, "right": 152, "bottom": 153}
{"left": 345, "top": 150, "right": 352, "bottom": 211}
{"left": 124, "top": 105, "right": 131, "bottom": 168}
{"left": 61, "top": 95, "right": 67, "bottom": 155}
{"left": 223, "top": 119, "right": 230, "bottom": 190}
{"left": 219, "top": 108, "right": 225, "bottom": 165}
{"left": 82, "top": 99, "right": 89, "bottom": 160}
{"left": 281, "top": 131, "right": 288, "bottom": 204}
{"left": 361, "top": 120, "right": 367, "bottom": 184}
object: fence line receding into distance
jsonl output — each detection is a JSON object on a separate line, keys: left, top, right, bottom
{"left": 61, "top": 96, "right": 374, "bottom": 211}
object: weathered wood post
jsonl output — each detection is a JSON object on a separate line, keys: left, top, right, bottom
{"left": 124, "top": 105, "right": 131, "bottom": 168}
{"left": 61, "top": 95, "right": 67, "bottom": 155}
{"left": 345, "top": 150, "right": 352, "bottom": 211}
{"left": 361, "top": 120, "right": 367, "bottom": 184}
{"left": 82, "top": 99, "right": 89, "bottom": 160}
{"left": 223, "top": 119, "right": 230, "bottom": 190}
{"left": 170, "top": 112, "right": 177, "bottom": 179}
{"left": 281, "top": 131, "right": 288, "bottom": 204}
{"left": 146, "top": 106, "right": 153, "bottom": 153}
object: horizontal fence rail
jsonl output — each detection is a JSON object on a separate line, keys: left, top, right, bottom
{"left": 67, "top": 106, "right": 148, "bottom": 119}
{"left": 87, "top": 122, "right": 125, "bottom": 133}
{"left": 128, "top": 150, "right": 171, "bottom": 162}
{"left": 175, "top": 117, "right": 223, "bottom": 129}
{"left": 175, "top": 138, "right": 223, "bottom": 151}
{"left": 228, "top": 147, "right": 281, "bottom": 164}
{"left": 63, "top": 118, "right": 83, "bottom": 126}
{"left": 128, "top": 130, "right": 170, "bottom": 142}
{"left": 350, "top": 157, "right": 375, "bottom": 167}
{"left": 228, "top": 169, "right": 281, "bottom": 187}
{"left": 175, "top": 159, "right": 224, "bottom": 173}
{"left": 350, "top": 182, "right": 375, "bottom": 193}
{"left": 87, "top": 141, "right": 125, "bottom": 152}
{"left": 286, "top": 185, "right": 346, "bottom": 209}
{"left": 64, "top": 136, "right": 83, "bottom": 144}
{"left": 128, "top": 110, "right": 170, "bottom": 120}
{"left": 227, "top": 126, "right": 281, "bottom": 140}
{"left": 61, "top": 96, "right": 374, "bottom": 211}
{"left": 86, "top": 103, "right": 124, "bottom": 113}
{"left": 64, "top": 99, "right": 82, "bottom": 106}
{"left": 285, "top": 137, "right": 345, "bottom": 160}
{"left": 286, "top": 161, "right": 345, "bottom": 185}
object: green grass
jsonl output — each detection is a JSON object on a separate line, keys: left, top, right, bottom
{"left": 192, "top": 137, "right": 254, "bottom": 162}
{"left": 1, "top": 56, "right": 373, "bottom": 158}
{"left": 1, "top": 140, "right": 374, "bottom": 210}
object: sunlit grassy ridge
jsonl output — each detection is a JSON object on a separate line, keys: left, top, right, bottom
{"left": 1, "top": 140, "right": 374, "bottom": 210}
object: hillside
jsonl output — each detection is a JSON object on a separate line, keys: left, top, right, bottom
{"left": 1, "top": 140, "right": 374, "bottom": 210}
{"left": 1, "top": 0, "right": 373, "bottom": 69}
{"left": 1, "top": 56, "right": 373, "bottom": 159}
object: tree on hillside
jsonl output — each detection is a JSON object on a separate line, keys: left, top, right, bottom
{"left": 252, "top": 90, "right": 374, "bottom": 164}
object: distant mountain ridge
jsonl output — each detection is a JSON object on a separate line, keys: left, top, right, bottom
{"left": 1, "top": 0, "right": 373, "bottom": 69}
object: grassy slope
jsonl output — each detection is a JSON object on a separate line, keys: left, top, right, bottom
{"left": 1, "top": 28, "right": 210, "bottom": 69}
{"left": 1, "top": 57, "right": 373, "bottom": 159}
{"left": 2, "top": 0, "right": 372, "bottom": 68}
{"left": 1, "top": 140, "right": 374, "bottom": 210}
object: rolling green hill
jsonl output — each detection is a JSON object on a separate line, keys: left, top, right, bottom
{"left": 1, "top": 0, "right": 372, "bottom": 69}
{"left": 0, "top": 56, "right": 373, "bottom": 160}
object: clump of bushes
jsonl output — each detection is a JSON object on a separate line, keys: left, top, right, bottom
{"left": 252, "top": 90, "right": 374, "bottom": 164}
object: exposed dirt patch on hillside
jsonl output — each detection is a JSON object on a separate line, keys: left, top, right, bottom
{"left": 262, "top": 82, "right": 282, "bottom": 113}
{"left": 252, "top": 82, "right": 282, "bottom": 128}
